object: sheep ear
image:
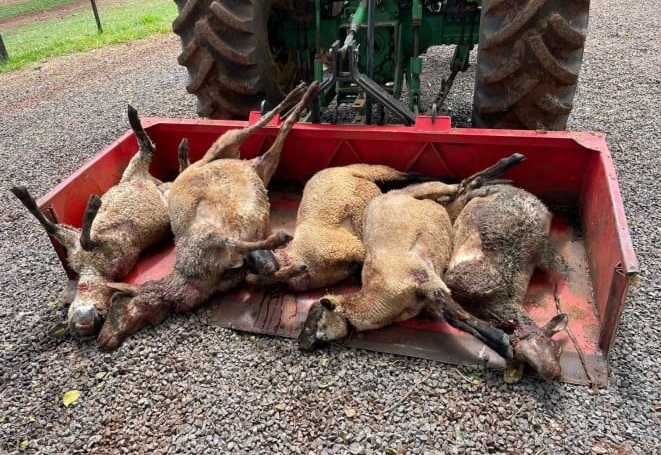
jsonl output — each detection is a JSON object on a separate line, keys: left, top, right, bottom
{"left": 543, "top": 314, "right": 568, "bottom": 336}
{"left": 49, "top": 321, "right": 70, "bottom": 338}
{"left": 106, "top": 282, "right": 139, "bottom": 297}
{"left": 320, "top": 297, "right": 337, "bottom": 311}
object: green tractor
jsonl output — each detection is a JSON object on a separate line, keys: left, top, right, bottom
{"left": 172, "top": 0, "right": 589, "bottom": 129}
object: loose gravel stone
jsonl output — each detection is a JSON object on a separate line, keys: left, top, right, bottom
{"left": 0, "top": 1, "right": 660, "bottom": 454}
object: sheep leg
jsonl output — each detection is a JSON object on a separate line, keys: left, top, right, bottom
{"left": 438, "top": 295, "right": 513, "bottom": 360}
{"left": 267, "top": 262, "right": 308, "bottom": 280}
{"left": 178, "top": 138, "right": 190, "bottom": 174}
{"left": 223, "top": 229, "right": 293, "bottom": 254}
{"left": 253, "top": 82, "right": 320, "bottom": 186}
{"left": 122, "top": 105, "right": 161, "bottom": 184}
{"left": 346, "top": 164, "right": 427, "bottom": 184}
{"left": 348, "top": 164, "right": 414, "bottom": 182}
{"left": 10, "top": 185, "right": 80, "bottom": 254}
{"left": 458, "top": 153, "right": 525, "bottom": 193}
{"left": 79, "top": 195, "right": 101, "bottom": 251}
{"left": 225, "top": 81, "right": 308, "bottom": 145}
{"left": 246, "top": 262, "right": 308, "bottom": 286}
{"left": 419, "top": 280, "right": 513, "bottom": 360}
{"left": 388, "top": 181, "right": 459, "bottom": 200}
{"left": 199, "top": 82, "right": 308, "bottom": 164}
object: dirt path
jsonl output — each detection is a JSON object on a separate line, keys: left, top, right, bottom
{"left": 1, "top": 33, "right": 180, "bottom": 113}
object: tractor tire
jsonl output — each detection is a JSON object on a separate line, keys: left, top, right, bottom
{"left": 472, "top": 0, "right": 590, "bottom": 130}
{"left": 172, "top": 0, "right": 297, "bottom": 119}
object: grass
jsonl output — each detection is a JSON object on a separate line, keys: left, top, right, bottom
{"left": 0, "top": 0, "right": 80, "bottom": 21}
{"left": 0, "top": 0, "right": 177, "bottom": 73}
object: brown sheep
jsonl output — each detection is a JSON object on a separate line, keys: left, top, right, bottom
{"left": 444, "top": 182, "right": 569, "bottom": 383}
{"left": 245, "top": 164, "right": 436, "bottom": 291}
{"left": 97, "top": 82, "right": 320, "bottom": 350}
{"left": 10, "top": 105, "right": 175, "bottom": 339}
{"left": 298, "top": 179, "right": 513, "bottom": 360}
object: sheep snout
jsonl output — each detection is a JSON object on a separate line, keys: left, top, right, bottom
{"left": 69, "top": 306, "right": 103, "bottom": 338}
{"left": 245, "top": 250, "right": 280, "bottom": 275}
{"left": 513, "top": 333, "right": 564, "bottom": 381}
{"left": 298, "top": 302, "right": 348, "bottom": 352}
{"left": 298, "top": 303, "right": 326, "bottom": 352}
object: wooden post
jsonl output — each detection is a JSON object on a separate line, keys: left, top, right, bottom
{"left": 90, "top": 0, "right": 103, "bottom": 34}
{"left": 0, "top": 34, "right": 8, "bottom": 61}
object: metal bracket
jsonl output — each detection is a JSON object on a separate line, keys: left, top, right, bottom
{"left": 317, "top": 40, "right": 416, "bottom": 125}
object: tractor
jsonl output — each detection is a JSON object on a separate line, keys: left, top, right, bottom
{"left": 171, "top": 0, "right": 589, "bottom": 130}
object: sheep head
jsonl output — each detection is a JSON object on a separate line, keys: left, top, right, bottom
{"left": 506, "top": 313, "right": 568, "bottom": 383}
{"left": 298, "top": 296, "right": 349, "bottom": 352}
{"left": 97, "top": 281, "right": 173, "bottom": 350}
{"left": 10, "top": 186, "right": 109, "bottom": 339}
{"left": 48, "top": 274, "right": 112, "bottom": 340}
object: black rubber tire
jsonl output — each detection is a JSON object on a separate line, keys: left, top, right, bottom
{"left": 172, "top": 0, "right": 297, "bottom": 119}
{"left": 472, "top": 0, "right": 590, "bottom": 130}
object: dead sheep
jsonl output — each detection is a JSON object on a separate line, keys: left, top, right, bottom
{"left": 444, "top": 170, "right": 569, "bottom": 382}
{"left": 97, "top": 82, "right": 320, "bottom": 350}
{"left": 297, "top": 164, "right": 519, "bottom": 360}
{"left": 245, "top": 164, "right": 436, "bottom": 291}
{"left": 10, "top": 105, "right": 175, "bottom": 339}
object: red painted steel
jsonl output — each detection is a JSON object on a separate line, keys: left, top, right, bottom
{"left": 37, "top": 115, "right": 638, "bottom": 386}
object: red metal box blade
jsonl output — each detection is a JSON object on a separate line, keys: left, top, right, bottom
{"left": 37, "top": 115, "right": 638, "bottom": 386}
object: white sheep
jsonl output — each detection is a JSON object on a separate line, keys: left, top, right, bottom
{"left": 10, "top": 105, "right": 175, "bottom": 339}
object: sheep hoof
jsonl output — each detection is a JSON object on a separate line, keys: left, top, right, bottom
{"left": 277, "top": 229, "right": 293, "bottom": 244}
{"left": 481, "top": 327, "right": 513, "bottom": 360}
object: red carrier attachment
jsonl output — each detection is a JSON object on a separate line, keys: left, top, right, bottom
{"left": 38, "top": 115, "right": 638, "bottom": 387}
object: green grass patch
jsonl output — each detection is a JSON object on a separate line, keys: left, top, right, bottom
{"left": 0, "top": 0, "right": 177, "bottom": 73}
{"left": 0, "top": 0, "right": 81, "bottom": 21}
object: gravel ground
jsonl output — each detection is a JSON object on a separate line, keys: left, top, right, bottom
{"left": 1, "top": 0, "right": 659, "bottom": 453}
